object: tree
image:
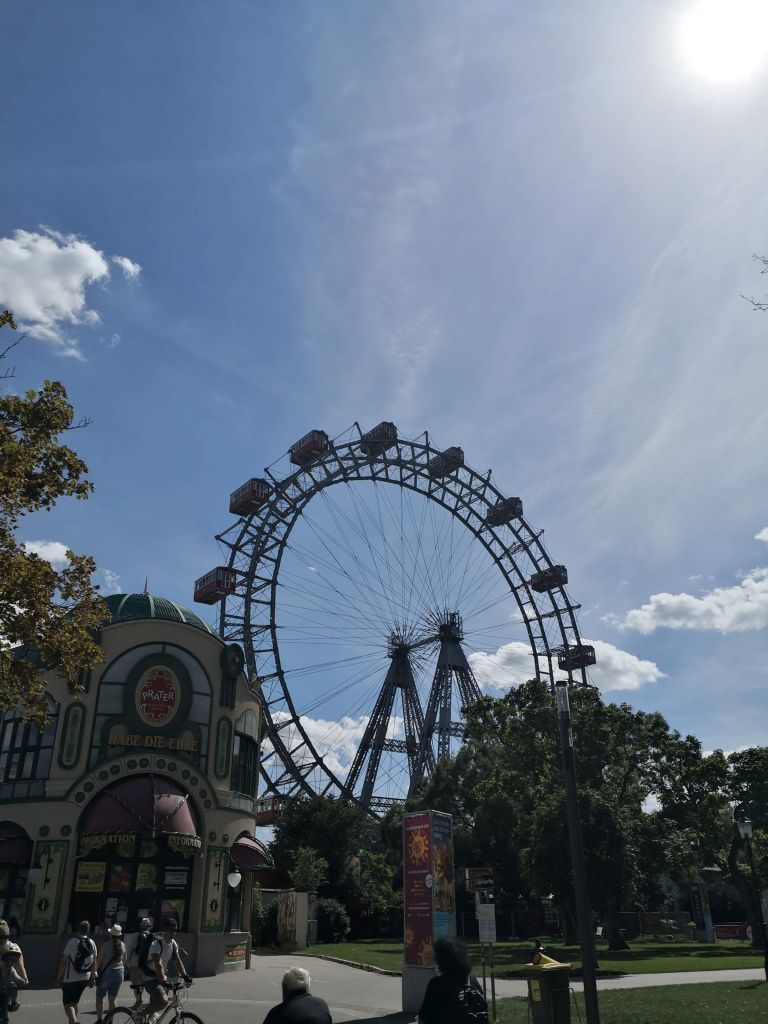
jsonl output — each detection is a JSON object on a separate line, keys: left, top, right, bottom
{"left": 0, "top": 311, "right": 108, "bottom": 723}
{"left": 726, "top": 747, "right": 768, "bottom": 951}
{"left": 270, "top": 795, "right": 379, "bottom": 901}
{"left": 742, "top": 254, "right": 768, "bottom": 311}
{"left": 411, "top": 680, "right": 731, "bottom": 951}
{"left": 289, "top": 846, "right": 329, "bottom": 891}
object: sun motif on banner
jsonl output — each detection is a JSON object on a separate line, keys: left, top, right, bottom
{"left": 404, "top": 926, "right": 415, "bottom": 949}
{"left": 407, "top": 828, "right": 429, "bottom": 864}
{"left": 417, "top": 938, "right": 433, "bottom": 965}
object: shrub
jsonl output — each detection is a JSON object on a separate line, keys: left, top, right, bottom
{"left": 316, "top": 897, "right": 351, "bottom": 943}
{"left": 250, "top": 885, "right": 267, "bottom": 945}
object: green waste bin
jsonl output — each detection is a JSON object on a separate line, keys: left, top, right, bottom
{"left": 523, "top": 963, "right": 572, "bottom": 1024}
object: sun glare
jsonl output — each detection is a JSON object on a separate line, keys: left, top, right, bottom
{"left": 679, "top": 0, "right": 768, "bottom": 83}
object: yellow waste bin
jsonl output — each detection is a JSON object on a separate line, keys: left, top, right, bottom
{"left": 523, "top": 951, "right": 572, "bottom": 1024}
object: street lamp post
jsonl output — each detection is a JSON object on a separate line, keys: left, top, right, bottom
{"left": 555, "top": 679, "right": 600, "bottom": 1024}
{"left": 736, "top": 819, "right": 768, "bottom": 983}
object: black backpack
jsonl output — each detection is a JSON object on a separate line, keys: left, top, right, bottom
{"left": 136, "top": 932, "right": 154, "bottom": 975}
{"left": 71, "top": 936, "right": 95, "bottom": 974}
{"left": 458, "top": 983, "right": 488, "bottom": 1024}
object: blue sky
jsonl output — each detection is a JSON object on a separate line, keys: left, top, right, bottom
{"left": 2, "top": 1, "right": 767, "bottom": 784}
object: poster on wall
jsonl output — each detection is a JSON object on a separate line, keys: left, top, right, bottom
{"left": 431, "top": 812, "right": 456, "bottom": 940}
{"left": 136, "top": 863, "right": 158, "bottom": 891}
{"left": 164, "top": 866, "right": 189, "bottom": 891}
{"left": 108, "top": 864, "right": 134, "bottom": 894}
{"left": 403, "top": 812, "right": 433, "bottom": 966}
{"left": 403, "top": 811, "right": 456, "bottom": 967}
{"left": 75, "top": 861, "right": 106, "bottom": 893}
{"left": 161, "top": 899, "right": 185, "bottom": 927}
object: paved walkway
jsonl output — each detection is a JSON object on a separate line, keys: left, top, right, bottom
{"left": 12, "top": 954, "right": 766, "bottom": 1024}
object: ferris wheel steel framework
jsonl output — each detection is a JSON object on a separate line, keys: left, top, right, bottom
{"left": 213, "top": 425, "right": 589, "bottom": 816}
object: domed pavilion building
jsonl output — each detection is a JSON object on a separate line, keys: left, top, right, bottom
{"left": 0, "top": 592, "right": 273, "bottom": 982}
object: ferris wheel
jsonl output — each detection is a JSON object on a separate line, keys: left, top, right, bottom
{"left": 195, "top": 423, "right": 594, "bottom": 817}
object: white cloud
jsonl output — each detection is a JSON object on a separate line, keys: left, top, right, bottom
{"left": 587, "top": 639, "right": 664, "bottom": 692}
{"left": 610, "top": 568, "right": 768, "bottom": 634}
{"left": 469, "top": 638, "right": 663, "bottom": 694}
{"left": 756, "top": 527, "right": 768, "bottom": 544}
{"left": 469, "top": 641, "right": 535, "bottom": 691}
{"left": 22, "top": 541, "right": 121, "bottom": 596}
{"left": 23, "top": 539, "right": 70, "bottom": 569}
{"left": 111, "top": 255, "right": 142, "bottom": 280}
{"left": 0, "top": 227, "right": 138, "bottom": 357}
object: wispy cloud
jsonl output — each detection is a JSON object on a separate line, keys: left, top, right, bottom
{"left": 111, "top": 254, "right": 142, "bottom": 280}
{"left": 0, "top": 227, "right": 140, "bottom": 357}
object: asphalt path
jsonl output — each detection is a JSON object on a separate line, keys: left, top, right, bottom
{"left": 13, "top": 953, "right": 766, "bottom": 1024}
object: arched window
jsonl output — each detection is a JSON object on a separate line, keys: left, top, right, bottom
{"left": 0, "top": 699, "right": 58, "bottom": 799}
{"left": 231, "top": 709, "right": 259, "bottom": 797}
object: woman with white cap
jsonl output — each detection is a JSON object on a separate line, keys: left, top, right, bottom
{"left": 95, "top": 923, "right": 126, "bottom": 1024}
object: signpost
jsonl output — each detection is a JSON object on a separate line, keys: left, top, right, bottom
{"left": 468, "top": 869, "right": 497, "bottom": 1022}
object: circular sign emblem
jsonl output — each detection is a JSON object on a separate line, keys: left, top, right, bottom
{"left": 136, "top": 665, "right": 181, "bottom": 727}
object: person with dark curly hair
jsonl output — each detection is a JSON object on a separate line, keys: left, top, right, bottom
{"left": 418, "top": 936, "right": 488, "bottom": 1024}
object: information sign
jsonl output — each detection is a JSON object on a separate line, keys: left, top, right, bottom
{"left": 478, "top": 902, "right": 497, "bottom": 944}
{"left": 466, "top": 867, "right": 494, "bottom": 891}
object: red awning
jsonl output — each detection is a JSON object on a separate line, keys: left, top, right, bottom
{"left": 0, "top": 822, "right": 31, "bottom": 867}
{"left": 79, "top": 775, "right": 199, "bottom": 845}
{"left": 230, "top": 835, "right": 274, "bottom": 873}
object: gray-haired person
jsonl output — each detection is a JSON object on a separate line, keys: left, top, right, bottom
{"left": 263, "top": 967, "right": 332, "bottom": 1024}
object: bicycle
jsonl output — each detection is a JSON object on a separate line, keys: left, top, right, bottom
{"left": 104, "top": 979, "right": 203, "bottom": 1024}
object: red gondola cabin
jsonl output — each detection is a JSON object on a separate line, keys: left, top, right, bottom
{"left": 290, "top": 430, "right": 330, "bottom": 467}
{"left": 229, "top": 477, "right": 271, "bottom": 516}
{"left": 255, "top": 795, "right": 286, "bottom": 826}
{"left": 194, "top": 567, "right": 237, "bottom": 605}
{"left": 361, "top": 421, "right": 398, "bottom": 456}
{"left": 529, "top": 565, "right": 568, "bottom": 592}
{"left": 556, "top": 644, "right": 596, "bottom": 671}
{"left": 427, "top": 446, "right": 464, "bottom": 478}
{"left": 485, "top": 497, "right": 523, "bottom": 525}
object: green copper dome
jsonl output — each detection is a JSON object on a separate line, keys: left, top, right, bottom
{"left": 103, "top": 593, "right": 216, "bottom": 635}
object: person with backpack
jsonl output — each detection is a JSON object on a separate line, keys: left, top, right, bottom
{"left": 417, "top": 936, "right": 488, "bottom": 1024}
{"left": 144, "top": 919, "right": 191, "bottom": 1019}
{"left": 0, "top": 944, "right": 28, "bottom": 1024}
{"left": 0, "top": 923, "right": 27, "bottom": 1013}
{"left": 55, "top": 920, "right": 97, "bottom": 1024}
{"left": 127, "top": 918, "right": 154, "bottom": 1008}
{"left": 94, "top": 924, "right": 126, "bottom": 1024}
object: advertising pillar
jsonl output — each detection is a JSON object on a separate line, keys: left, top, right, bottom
{"left": 402, "top": 810, "right": 456, "bottom": 1013}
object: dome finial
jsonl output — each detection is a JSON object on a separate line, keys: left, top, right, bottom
{"left": 143, "top": 576, "right": 149, "bottom": 594}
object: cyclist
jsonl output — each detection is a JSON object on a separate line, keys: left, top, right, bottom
{"left": 144, "top": 920, "right": 191, "bottom": 1020}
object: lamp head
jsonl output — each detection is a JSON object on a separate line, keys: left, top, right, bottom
{"left": 227, "top": 870, "right": 242, "bottom": 889}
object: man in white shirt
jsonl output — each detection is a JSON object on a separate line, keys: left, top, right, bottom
{"left": 144, "top": 919, "right": 191, "bottom": 1017}
{"left": 55, "top": 921, "right": 97, "bottom": 1024}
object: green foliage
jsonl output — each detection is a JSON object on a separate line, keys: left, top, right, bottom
{"left": 290, "top": 846, "right": 329, "bottom": 891}
{"left": 250, "top": 885, "right": 266, "bottom": 944}
{"left": 270, "top": 794, "right": 379, "bottom": 897}
{"left": 315, "top": 897, "right": 351, "bottom": 943}
{"left": 409, "top": 680, "right": 738, "bottom": 950}
{"left": 0, "top": 314, "right": 108, "bottom": 723}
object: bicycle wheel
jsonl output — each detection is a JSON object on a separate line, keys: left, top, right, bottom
{"left": 178, "top": 1013, "right": 204, "bottom": 1024}
{"left": 104, "top": 1010, "right": 136, "bottom": 1024}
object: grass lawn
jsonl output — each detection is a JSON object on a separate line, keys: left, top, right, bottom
{"left": 300, "top": 937, "right": 764, "bottom": 977}
{"left": 496, "top": 981, "right": 766, "bottom": 1022}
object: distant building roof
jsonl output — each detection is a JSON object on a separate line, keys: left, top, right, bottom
{"left": 103, "top": 593, "right": 216, "bottom": 635}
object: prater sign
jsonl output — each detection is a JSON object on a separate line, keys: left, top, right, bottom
{"left": 136, "top": 664, "right": 181, "bottom": 726}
